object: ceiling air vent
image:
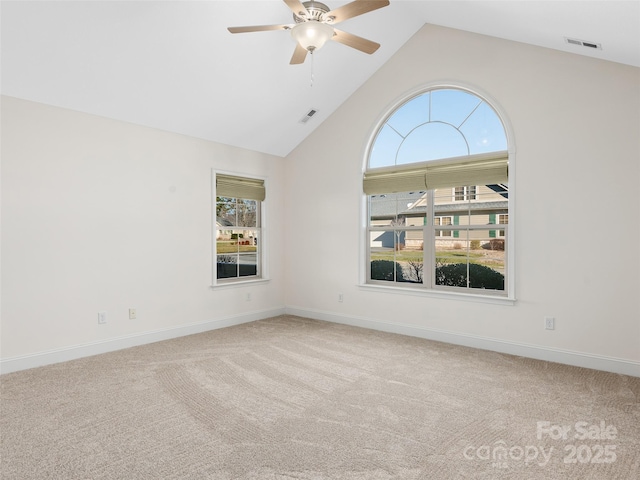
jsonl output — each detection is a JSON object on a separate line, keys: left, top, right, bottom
{"left": 299, "top": 109, "right": 318, "bottom": 124}
{"left": 564, "top": 37, "right": 602, "bottom": 50}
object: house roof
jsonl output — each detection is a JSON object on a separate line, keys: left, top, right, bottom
{"left": 370, "top": 191, "right": 427, "bottom": 218}
{"left": 370, "top": 192, "right": 507, "bottom": 219}
{"left": 216, "top": 217, "right": 234, "bottom": 227}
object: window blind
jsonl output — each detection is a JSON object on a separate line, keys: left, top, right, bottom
{"left": 363, "top": 151, "right": 508, "bottom": 195}
{"left": 216, "top": 174, "right": 265, "bottom": 201}
{"left": 362, "top": 168, "right": 427, "bottom": 195}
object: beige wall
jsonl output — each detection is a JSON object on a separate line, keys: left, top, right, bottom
{"left": 284, "top": 25, "right": 640, "bottom": 365}
{"left": 1, "top": 97, "right": 286, "bottom": 361}
{"left": 2, "top": 24, "right": 639, "bottom": 374}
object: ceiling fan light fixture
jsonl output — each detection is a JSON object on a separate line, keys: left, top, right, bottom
{"left": 291, "top": 21, "right": 334, "bottom": 52}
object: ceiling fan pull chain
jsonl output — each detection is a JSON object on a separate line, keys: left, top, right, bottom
{"left": 310, "top": 50, "right": 315, "bottom": 88}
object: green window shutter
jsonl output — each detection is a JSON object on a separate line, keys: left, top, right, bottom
{"left": 453, "top": 215, "right": 459, "bottom": 238}
{"left": 489, "top": 213, "right": 496, "bottom": 238}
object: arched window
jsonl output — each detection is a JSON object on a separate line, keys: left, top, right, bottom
{"left": 364, "top": 87, "right": 512, "bottom": 297}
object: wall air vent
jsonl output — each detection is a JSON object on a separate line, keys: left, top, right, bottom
{"left": 299, "top": 109, "right": 318, "bottom": 124}
{"left": 564, "top": 37, "right": 602, "bottom": 50}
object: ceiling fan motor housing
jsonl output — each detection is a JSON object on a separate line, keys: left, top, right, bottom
{"left": 294, "top": 1, "right": 332, "bottom": 23}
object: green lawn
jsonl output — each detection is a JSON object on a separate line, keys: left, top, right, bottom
{"left": 216, "top": 242, "right": 256, "bottom": 253}
{"left": 372, "top": 248, "right": 504, "bottom": 268}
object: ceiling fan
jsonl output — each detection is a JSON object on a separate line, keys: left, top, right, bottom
{"left": 228, "top": 0, "right": 390, "bottom": 64}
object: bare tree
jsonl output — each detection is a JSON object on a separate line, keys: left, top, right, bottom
{"left": 237, "top": 199, "right": 257, "bottom": 227}
{"left": 390, "top": 215, "right": 405, "bottom": 251}
{"left": 405, "top": 260, "right": 423, "bottom": 283}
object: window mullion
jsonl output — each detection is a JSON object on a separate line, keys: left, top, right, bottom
{"left": 425, "top": 190, "right": 435, "bottom": 289}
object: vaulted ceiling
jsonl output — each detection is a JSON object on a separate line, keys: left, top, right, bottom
{"left": 2, "top": 1, "right": 638, "bottom": 157}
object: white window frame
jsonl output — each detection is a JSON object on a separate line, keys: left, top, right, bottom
{"left": 359, "top": 83, "right": 516, "bottom": 303}
{"left": 454, "top": 186, "right": 477, "bottom": 201}
{"left": 212, "top": 171, "right": 268, "bottom": 287}
{"left": 498, "top": 214, "right": 508, "bottom": 238}
{"left": 435, "top": 216, "right": 453, "bottom": 237}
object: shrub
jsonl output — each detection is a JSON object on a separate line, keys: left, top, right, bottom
{"left": 216, "top": 256, "right": 236, "bottom": 278}
{"left": 435, "top": 263, "right": 504, "bottom": 290}
{"left": 470, "top": 240, "right": 481, "bottom": 250}
{"left": 371, "top": 260, "right": 404, "bottom": 282}
{"left": 484, "top": 239, "right": 504, "bottom": 251}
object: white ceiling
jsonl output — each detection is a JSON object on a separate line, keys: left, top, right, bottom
{"left": 2, "top": 1, "right": 639, "bottom": 157}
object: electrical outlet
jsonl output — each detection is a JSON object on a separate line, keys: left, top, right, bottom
{"left": 98, "top": 311, "right": 107, "bottom": 324}
{"left": 129, "top": 308, "right": 137, "bottom": 320}
{"left": 245, "top": 292, "right": 251, "bottom": 302}
{"left": 545, "top": 317, "right": 555, "bottom": 330}
{"left": 338, "top": 293, "right": 344, "bottom": 303}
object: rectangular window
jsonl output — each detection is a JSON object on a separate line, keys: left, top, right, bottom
{"left": 435, "top": 216, "right": 453, "bottom": 236}
{"left": 498, "top": 214, "right": 508, "bottom": 237}
{"left": 214, "top": 174, "right": 264, "bottom": 284}
{"left": 454, "top": 185, "right": 477, "bottom": 201}
{"left": 364, "top": 152, "right": 509, "bottom": 296}
{"left": 367, "top": 183, "right": 508, "bottom": 295}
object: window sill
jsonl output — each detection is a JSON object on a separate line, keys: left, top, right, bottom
{"left": 210, "top": 278, "right": 270, "bottom": 289}
{"left": 358, "top": 283, "right": 515, "bottom": 305}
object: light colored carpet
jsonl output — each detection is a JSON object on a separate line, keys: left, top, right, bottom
{"left": 1, "top": 315, "right": 639, "bottom": 479}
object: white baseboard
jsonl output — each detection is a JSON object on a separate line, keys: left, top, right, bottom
{"left": 4, "top": 306, "right": 638, "bottom": 378}
{"left": 285, "top": 306, "right": 640, "bottom": 378}
{"left": 0, "top": 307, "right": 286, "bottom": 375}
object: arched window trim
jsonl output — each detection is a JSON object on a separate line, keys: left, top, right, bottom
{"left": 363, "top": 82, "right": 516, "bottom": 170}
{"left": 359, "top": 82, "right": 516, "bottom": 302}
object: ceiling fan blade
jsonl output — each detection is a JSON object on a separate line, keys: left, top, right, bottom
{"left": 283, "top": 0, "right": 310, "bottom": 19}
{"left": 228, "top": 24, "right": 290, "bottom": 34}
{"left": 325, "top": 0, "right": 389, "bottom": 24}
{"left": 331, "top": 29, "right": 380, "bottom": 54}
{"left": 290, "top": 43, "right": 308, "bottom": 64}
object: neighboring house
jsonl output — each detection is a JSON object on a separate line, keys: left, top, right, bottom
{"left": 370, "top": 184, "right": 508, "bottom": 250}
{"left": 215, "top": 216, "right": 233, "bottom": 240}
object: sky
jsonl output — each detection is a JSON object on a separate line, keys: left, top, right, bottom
{"left": 369, "top": 88, "right": 507, "bottom": 169}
